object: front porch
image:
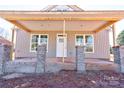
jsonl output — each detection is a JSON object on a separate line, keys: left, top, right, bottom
{"left": 1, "top": 6, "right": 124, "bottom": 74}
{"left": 6, "top": 57, "right": 118, "bottom": 73}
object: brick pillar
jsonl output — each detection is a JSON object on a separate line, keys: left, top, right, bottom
{"left": 76, "top": 46, "right": 85, "bottom": 73}
{"left": 35, "top": 44, "right": 47, "bottom": 73}
{"left": 120, "top": 46, "right": 124, "bottom": 73}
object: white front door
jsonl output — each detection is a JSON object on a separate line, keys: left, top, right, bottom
{"left": 56, "top": 34, "right": 67, "bottom": 57}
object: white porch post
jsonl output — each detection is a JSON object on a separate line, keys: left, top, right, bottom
{"left": 112, "top": 24, "right": 116, "bottom": 46}
{"left": 10, "top": 26, "right": 16, "bottom": 61}
{"left": 62, "top": 20, "right": 66, "bottom": 63}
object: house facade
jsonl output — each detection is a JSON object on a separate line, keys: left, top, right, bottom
{"left": 14, "top": 5, "right": 110, "bottom": 59}
{"left": 15, "top": 25, "right": 110, "bottom": 59}
{"left": 1, "top": 5, "right": 124, "bottom": 60}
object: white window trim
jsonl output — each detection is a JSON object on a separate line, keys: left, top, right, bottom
{"left": 30, "top": 34, "right": 49, "bottom": 52}
{"left": 75, "top": 34, "right": 94, "bottom": 53}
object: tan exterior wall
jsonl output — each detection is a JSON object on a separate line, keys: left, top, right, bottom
{"left": 15, "top": 30, "right": 110, "bottom": 59}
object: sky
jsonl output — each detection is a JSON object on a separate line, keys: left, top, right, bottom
{"left": 0, "top": 0, "right": 124, "bottom": 10}
{"left": 0, "top": 0, "right": 124, "bottom": 41}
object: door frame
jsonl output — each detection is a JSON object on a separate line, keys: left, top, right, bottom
{"left": 56, "top": 33, "right": 67, "bottom": 57}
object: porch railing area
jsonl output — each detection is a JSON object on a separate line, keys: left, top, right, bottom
{"left": 0, "top": 44, "right": 124, "bottom": 75}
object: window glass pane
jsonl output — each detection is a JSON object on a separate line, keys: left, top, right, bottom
{"left": 40, "top": 35, "right": 48, "bottom": 52}
{"left": 76, "top": 36, "right": 83, "bottom": 45}
{"left": 31, "top": 35, "right": 48, "bottom": 52}
{"left": 51, "top": 5, "right": 73, "bottom": 12}
{"left": 32, "top": 35, "right": 39, "bottom": 42}
{"left": 31, "top": 35, "right": 39, "bottom": 51}
{"left": 85, "top": 44, "right": 93, "bottom": 52}
{"left": 31, "top": 43, "right": 38, "bottom": 51}
{"left": 85, "top": 35, "right": 93, "bottom": 44}
{"left": 40, "top": 35, "right": 48, "bottom": 44}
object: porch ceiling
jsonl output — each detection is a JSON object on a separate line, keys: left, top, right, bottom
{"left": 16, "top": 20, "right": 107, "bottom": 32}
{"left": 0, "top": 11, "right": 124, "bottom": 32}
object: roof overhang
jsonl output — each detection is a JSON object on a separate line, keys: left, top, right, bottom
{"left": 0, "top": 11, "right": 124, "bottom": 33}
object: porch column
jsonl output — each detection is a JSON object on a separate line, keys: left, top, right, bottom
{"left": 0, "top": 45, "right": 4, "bottom": 75}
{"left": 0, "top": 44, "right": 11, "bottom": 75}
{"left": 76, "top": 46, "right": 86, "bottom": 73}
{"left": 120, "top": 46, "right": 124, "bottom": 73}
{"left": 35, "top": 44, "right": 47, "bottom": 73}
{"left": 112, "top": 24, "right": 116, "bottom": 46}
{"left": 62, "top": 20, "right": 65, "bottom": 63}
{"left": 10, "top": 26, "right": 16, "bottom": 61}
{"left": 113, "top": 46, "right": 124, "bottom": 72}
{"left": 113, "top": 46, "right": 121, "bottom": 64}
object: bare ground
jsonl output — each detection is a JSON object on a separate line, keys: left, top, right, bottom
{"left": 0, "top": 70, "right": 124, "bottom": 88}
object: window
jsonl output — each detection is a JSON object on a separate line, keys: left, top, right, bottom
{"left": 75, "top": 34, "right": 94, "bottom": 53}
{"left": 30, "top": 34, "right": 48, "bottom": 52}
{"left": 76, "top": 35, "right": 84, "bottom": 46}
{"left": 85, "top": 35, "right": 94, "bottom": 53}
{"left": 51, "top": 5, "right": 73, "bottom": 12}
{"left": 40, "top": 35, "right": 48, "bottom": 44}
{"left": 31, "top": 35, "right": 39, "bottom": 51}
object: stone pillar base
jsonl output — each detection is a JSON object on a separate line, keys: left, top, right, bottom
{"left": 35, "top": 44, "right": 47, "bottom": 74}
{"left": 76, "top": 46, "right": 86, "bottom": 73}
{"left": 120, "top": 46, "right": 124, "bottom": 73}
{"left": 0, "top": 45, "right": 4, "bottom": 75}
{"left": 112, "top": 46, "right": 121, "bottom": 72}
{"left": 77, "top": 64, "right": 86, "bottom": 73}
{"left": 113, "top": 46, "right": 124, "bottom": 73}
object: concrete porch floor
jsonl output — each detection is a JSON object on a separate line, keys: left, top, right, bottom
{"left": 7, "top": 57, "right": 118, "bottom": 72}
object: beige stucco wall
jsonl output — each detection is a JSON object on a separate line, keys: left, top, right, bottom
{"left": 15, "top": 29, "right": 110, "bottom": 59}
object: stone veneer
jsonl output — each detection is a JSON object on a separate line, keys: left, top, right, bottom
{"left": 112, "top": 46, "right": 121, "bottom": 64}
{"left": 113, "top": 46, "right": 124, "bottom": 72}
{"left": 35, "top": 44, "right": 47, "bottom": 73}
{"left": 0, "top": 45, "right": 4, "bottom": 74}
{"left": 120, "top": 46, "right": 124, "bottom": 73}
{"left": 76, "top": 46, "right": 86, "bottom": 73}
{"left": 0, "top": 44, "right": 11, "bottom": 75}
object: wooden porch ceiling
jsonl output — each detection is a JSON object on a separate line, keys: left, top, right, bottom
{"left": 0, "top": 11, "right": 124, "bottom": 32}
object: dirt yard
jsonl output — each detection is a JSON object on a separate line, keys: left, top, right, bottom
{"left": 0, "top": 70, "right": 124, "bottom": 88}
